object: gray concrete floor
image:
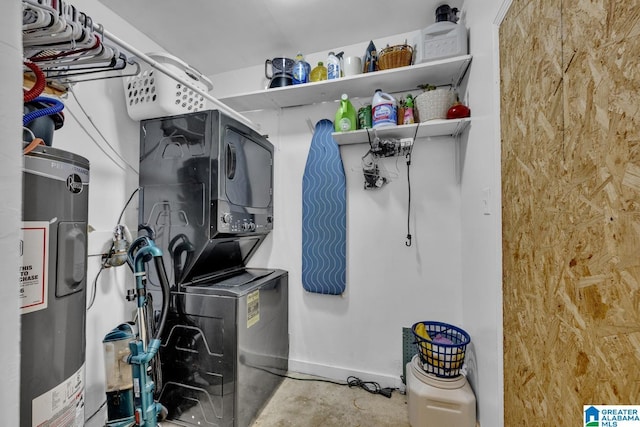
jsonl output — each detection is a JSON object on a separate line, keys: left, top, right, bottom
{"left": 157, "top": 375, "right": 410, "bottom": 427}
{"left": 251, "top": 377, "right": 410, "bottom": 427}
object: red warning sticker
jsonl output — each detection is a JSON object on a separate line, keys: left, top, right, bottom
{"left": 20, "top": 221, "right": 49, "bottom": 314}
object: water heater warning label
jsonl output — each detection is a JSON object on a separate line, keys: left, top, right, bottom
{"left": 20, "top": 222, "right": 49, "bottom": 314}
{"left": 247, "top": 289, "right": 260, "bottom": 328}
{"left": 32, "top": 364, "right": 84, "bottom": 427}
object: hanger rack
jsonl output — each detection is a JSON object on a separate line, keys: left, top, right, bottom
{"left": 22, "top": 0, "right": 138, "bottom": 83}
{"left": 21, "top": 0, "right": 255, "bottom": 130}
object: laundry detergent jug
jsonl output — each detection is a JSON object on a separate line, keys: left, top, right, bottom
{"left": 372, "top": 89, "right": 397, "bottom": 128}
{"left": 334, "top": 93, "right": 357, "bottom": 132}
{"left": 292, "top": 53, "right": 310, "bottom": 84}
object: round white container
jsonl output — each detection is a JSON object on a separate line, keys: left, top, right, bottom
{"left": 343, "top": 56, "right": 362, "bottom": 76}
{"left": 406, "top": 355, "right": 476, "bottom": 427}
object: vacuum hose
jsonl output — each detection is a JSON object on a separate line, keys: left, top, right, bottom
{"left": 153, "top": 255, "right": 171, "bottom": 341}
{"left": 23, "top": 96, "right": 64, "bottom": 126}
{"left": 126, "top": 236, "right": 170, "bottom": 345}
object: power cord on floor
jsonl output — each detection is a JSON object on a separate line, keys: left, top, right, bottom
{"left": 277, "top": 372, "right": 397, "bottom": 398}
{"left": 247, "top": 362, "right": 398, "bottom": 399}
{"left": 347, "top": 376, "right": 396, "bottom": 398}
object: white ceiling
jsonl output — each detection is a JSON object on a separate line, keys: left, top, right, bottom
{"left": 98, "top": 0, "right": 463, "bottom": 77}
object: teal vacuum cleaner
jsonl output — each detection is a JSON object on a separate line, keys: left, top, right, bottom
{"left": 102, "top": 235, "right": 170, "bottom": 426}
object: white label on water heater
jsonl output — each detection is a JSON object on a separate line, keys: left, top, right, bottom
{"left": 20, "top": 221, "right": 49, "bottom": 314}
{"left": 32, "top": 363, "right": 85, "bottom": 427}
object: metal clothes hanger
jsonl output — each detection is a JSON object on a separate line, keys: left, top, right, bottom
{"left": 22, "top": 0, "right": 132, "bottom": 82}
{"left": 45, "top": 58, "right": 141, "bottom": 84}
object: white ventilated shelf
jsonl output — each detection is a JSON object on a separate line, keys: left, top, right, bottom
{"left": 218, "top": 55, "right": 472, "bottom": 112}
{"left": 332, "top": 118, "right": 470, "bottom": 145}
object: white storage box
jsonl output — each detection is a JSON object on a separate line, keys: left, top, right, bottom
{"left": 123, "top": 52, "right": 213, "bottom": 121}
{"left": 407, "top": 355, "right": 476, "bottom": 427}
{"left": 420, "top": 21, "right": 468, "bottom": 62}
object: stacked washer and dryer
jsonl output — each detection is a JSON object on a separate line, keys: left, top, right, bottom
{"left": 138, "top": 110, "right": 288, "bottom": 427}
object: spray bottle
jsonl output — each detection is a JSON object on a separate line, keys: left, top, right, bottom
{"left": 403, "top": 94, "right": 415, "bottom": 124}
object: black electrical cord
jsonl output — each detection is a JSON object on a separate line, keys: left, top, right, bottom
{"left": 87, "top": 186, "right": 141, "bottom": 311}
{"left": 405, "top": 125, "right": 419, "bottom": 247}
{"left": 245, "top": 362, "right": 397, "bottom": 398}
{"left": 405, "top": 152, "right": 412, "bottom": 247}
{"left": 347, "top": 376, "right": 395, "bottom": 398}
{"left": 86, "top": 247, "right": 112, "bottom": 310}
{"left": 85, "top": 399, "right": 107, "bottom": 423}
{"left": 117, "top": 187, "right": 141, "bottom": 224}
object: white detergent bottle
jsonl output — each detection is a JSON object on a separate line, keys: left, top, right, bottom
{"left": 372, "top": 89, "right": 397, "bottom": 128}
{"left": 327, "top": 51, "right": 341, "bottom": 80}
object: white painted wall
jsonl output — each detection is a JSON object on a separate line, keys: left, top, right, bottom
{"left": 211, "top": 9, "right": 506, "bottom": 427}
{"left": 243, "top": 101, "right": 464, "bottom": 384}
{"left": 208, "top": 31, "right": 470, "bottom": 390}
{"left": 460, "top": 2, "right": 506, "bottom": 427}
{"left": 0, "top": 2, "right": 23, "bottom": 425}
{"left": 212, "top": 4, "right": 506, "bottom": 427}
{"left": 7, "top": 1, "right": 506, "bottom": 426}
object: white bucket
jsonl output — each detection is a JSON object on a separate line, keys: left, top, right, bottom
{"left": 406, "top": 355, "right": 476, "bottom": 427}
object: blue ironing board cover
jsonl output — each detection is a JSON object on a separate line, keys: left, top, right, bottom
{"left": 302, "top": 119, "right": 347, "bottom": 295}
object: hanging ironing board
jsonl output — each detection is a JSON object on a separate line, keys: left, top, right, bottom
{"left": 302, "top": 119, "right": 346, "bottom": 295}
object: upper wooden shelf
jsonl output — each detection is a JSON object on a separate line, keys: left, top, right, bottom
{"left": 218, "top": 55, "right": 472, "bottom": 112}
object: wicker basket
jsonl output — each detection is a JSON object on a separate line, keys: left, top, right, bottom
{"left": 415, "top": 88, "right": 456, "bottom": 122}
{"left": 377, "top": 44, "right": 413, "bottom": 70}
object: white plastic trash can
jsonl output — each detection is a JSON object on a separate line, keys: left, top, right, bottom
{"left": 406, "top": 355, "right": 476, "bottom": 427}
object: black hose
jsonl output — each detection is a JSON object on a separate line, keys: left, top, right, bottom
{"left": 153, "top": 256, "right": 171, "bottom": 341}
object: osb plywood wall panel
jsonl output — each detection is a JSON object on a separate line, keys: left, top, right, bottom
{"left": 501, "top": 0, "right": 640, "bottom": 425}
